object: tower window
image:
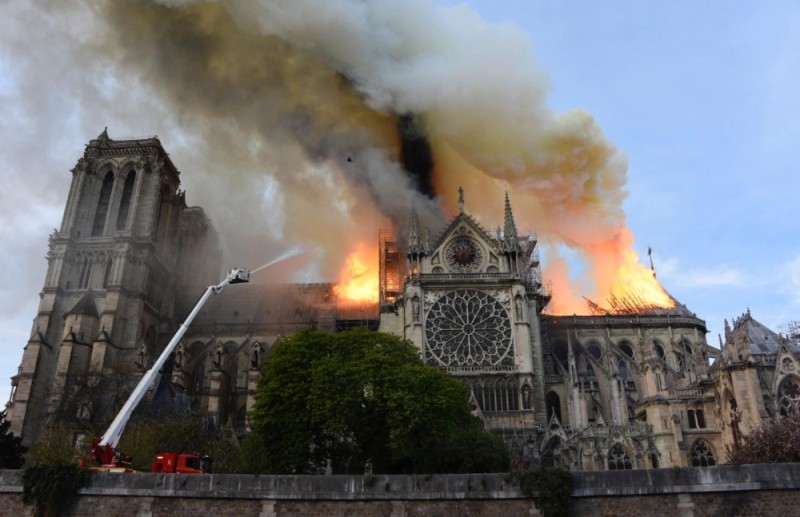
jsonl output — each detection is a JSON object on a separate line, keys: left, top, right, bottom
{"left": 92, "top": 172, "right": 114, "bottom": 236}
{"left": 116, "top": 171, "right": 136, "bottom": 230}
{"left": 79, "top": 258, "right": 91, "bottom": 289}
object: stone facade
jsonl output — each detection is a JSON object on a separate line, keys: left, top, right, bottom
{"left": 7, "top": 134, "right": 800, "bottom": 472}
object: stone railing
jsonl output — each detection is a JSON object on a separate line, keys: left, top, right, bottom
{"left": 416, "top": 272, "right": 520, "bottom": 283}
{"left": 445, "top": 365, "right": 519, "bottom": 374}
{"left": 668, "top": 387, "right": 707, "bottom": 398}
{"left": 579, "top": 422, "right": 654, "bottom": 437}
{"left": 545, "top": 314, "right": 707, "bottom": 329}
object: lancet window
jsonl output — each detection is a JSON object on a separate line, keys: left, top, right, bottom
{"left": 778, "top": 376, "right": 800, "bottom": 416}
{"left": 116, "top": 170, "right": 136, "bottom": 230}
{"left": 92, "top": 171, "right": 114, "bottom": 236}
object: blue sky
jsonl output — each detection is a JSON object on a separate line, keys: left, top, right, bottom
{"left": 459, "top": 1, "right": 800, "bottom": 341}
{"left": 1, "top": 1, "right": 799, "bottom": 406}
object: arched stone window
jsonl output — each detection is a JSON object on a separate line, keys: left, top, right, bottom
{"left": 116, "top": 170, "right": 136, "bottom": 230}
{"left": 778, "top": 376, "right": 800, "bottom": 416}
{"left": 546, "top": 391, "right": 561, "bottom": 422}
{"left": 608, "top": 443, "right": 632, "bottom": 470}
{"left": 551, "top": 341, "right": 568, "bottom": 369}
{"left": 587, "top": 341, "right": 602, "bottom": 360}
{"left": 78, "top": 255, "right": 92, "bottom": 289}
{"left": 541, "top": 436, "right": 562, "bottom": 468}
{"left": 192, "top": 360, "right": 206, "bottom": 395}
{"left": 618, "top": 360, "right": 629, "bottom": 380}
{"left": 691, "top": 440, "right": 716, "bottom": 467}
{"left": 92, "top": 171, "right": 114, "bottom": 236}
{"left": 102, "top": 256, "right": 113, "bottom": 287}
{"left": 653, "top": 341, "right": 665, "bottom": 359}
{"left": 619, "top": 342, "right": 634, "bottom": 359}
{"left": 675, "top": 351, "right": 686, "bottom": 372}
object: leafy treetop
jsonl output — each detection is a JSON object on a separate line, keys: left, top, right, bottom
{"left": 248, "top": 329, "right": 509, "bottom": 474}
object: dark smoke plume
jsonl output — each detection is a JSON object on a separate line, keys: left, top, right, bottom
{"left": 398, "top": 115, "right": 435, "bottom": 198}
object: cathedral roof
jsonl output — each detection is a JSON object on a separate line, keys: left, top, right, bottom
{"left": 182, "top": 283, "right": 336, "bottom": 328}
{"left": 65, "top": 293, "right": 98, "bottom": 318}
{"left": 719, "top": 311, "right": 799, "bottom": 362}
{"left": 732, "top": 312, "right": 783, "bottom": 354}
{"left": 430, "top": 211, "right": 496, "bottom": 252}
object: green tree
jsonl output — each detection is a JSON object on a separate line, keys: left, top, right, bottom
{"left": 0, "top": 410, "right": 26, "bottom": 468}
{"left": 248, "top": 329, "right": 509, "bottom": 474}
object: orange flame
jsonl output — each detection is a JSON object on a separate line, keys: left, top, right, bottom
{"left": 546, "top": 226, "right": 675, "bottom": 315}
{"left": 607, "top": 249, "right": 674, "bottom": 308}
{"left": 333, "top": 242, "right": 379, "bottom": 305}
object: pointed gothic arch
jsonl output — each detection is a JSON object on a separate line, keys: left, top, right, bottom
{"left": 92, "top": 171, "right": 114, "bottom": 236}
{"left": 116, "top": 169, "right": 136, "bottom": 230}
{"left": 690, "top": 439, "right": 716, "bottom": 466}
{"left": 607, "top": 443, "right": 632, "bottom": 470}
{"left": 540, "top": 435, "right": 562, "bottom": 468}
{"left": 545, "top": 391, "right": 561, "bottom": 422}
{"left": 618, "top": 341, "right": 634, "bottom": 360}
{"left": 653, "top": 339, "right": 666, "bottom": 359}
{"left": 778, "top": 375, "right": 800, "bottom": 416}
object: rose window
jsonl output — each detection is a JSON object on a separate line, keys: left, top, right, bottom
{"left": 444, "top": 238, "right": 483, "bottom": 273}
{"left": 424, "top": 290, "right": 513, "bottom": 367}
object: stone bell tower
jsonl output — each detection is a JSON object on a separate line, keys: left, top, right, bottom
{"left": 7, "top": 130, "right": 219, "bottom": 444}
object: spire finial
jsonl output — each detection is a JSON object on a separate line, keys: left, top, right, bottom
{"left": 407, "top": 205, "right": 420, "bottom": 252}
{"left": 503, "top": 191, "right": 518, "bottom": 242}
{"left": 648, "top": 246, "right": 657, "bottom": 278}
{"left": 458, "top": 187, "right": 464, "bottom": 214}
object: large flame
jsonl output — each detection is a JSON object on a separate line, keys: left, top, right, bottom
{"left": 333, "top": 242, "right": 380, "bottom": 305}
{"left": 546, "top": 226, "right": 675, "bottom": 315}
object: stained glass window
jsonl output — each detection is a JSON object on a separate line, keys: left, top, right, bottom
{"left": 425, "top": 290, "right": 513, "bottom": 367}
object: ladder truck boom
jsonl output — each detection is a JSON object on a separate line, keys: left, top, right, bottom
{"left": 92, "top": 268, "right": 250, "bottom": 467}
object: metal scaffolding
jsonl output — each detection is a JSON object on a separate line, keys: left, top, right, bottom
{"left": 379, "top": 229, "right": 403, "bottom": 303}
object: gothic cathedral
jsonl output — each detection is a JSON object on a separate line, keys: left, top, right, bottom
{"left": 8, "top": 132, "right": 800, "bottom": 472}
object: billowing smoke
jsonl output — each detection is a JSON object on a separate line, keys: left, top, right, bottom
{"left": 45, "top": 0, "right": 664, "bottom": 310}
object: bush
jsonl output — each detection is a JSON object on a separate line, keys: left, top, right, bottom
{"left": 22, "top": 464, "right": 90, "bottom": 517}
{"left": 517, "top": 467, "right": 573, "bottom": 517}
{"left": 727, "top": 409, "right": 800, "bottom": 464}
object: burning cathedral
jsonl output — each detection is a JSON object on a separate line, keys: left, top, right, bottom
{"left": 7, "top": 131, "right": 800, "bottom": 472}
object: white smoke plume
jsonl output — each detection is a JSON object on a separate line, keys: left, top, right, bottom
{"left": 3, "top": 0, "right": 666, "bottom": 312}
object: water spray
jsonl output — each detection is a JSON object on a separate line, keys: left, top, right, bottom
{"left": 251, "top": 246, "right": 308, "bottom": 275}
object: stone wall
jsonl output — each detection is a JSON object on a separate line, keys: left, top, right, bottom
{"left": 1, "top": 463, "right": 798, "bottom": 516}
